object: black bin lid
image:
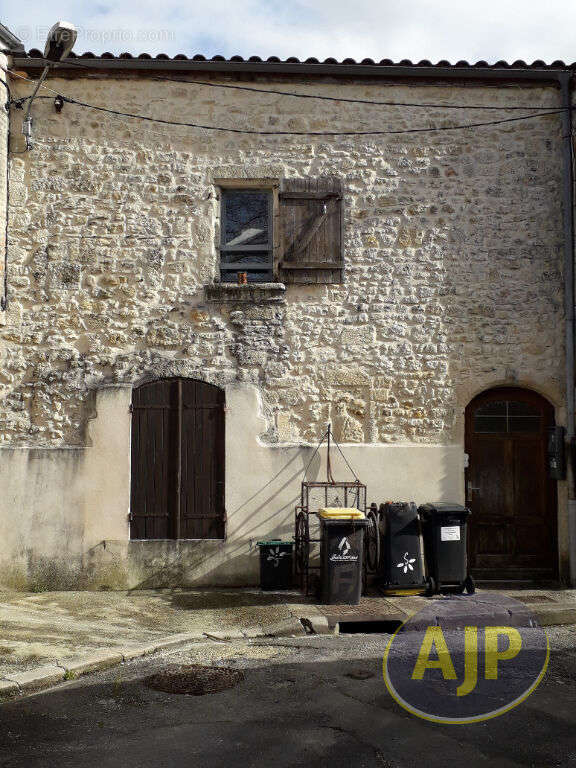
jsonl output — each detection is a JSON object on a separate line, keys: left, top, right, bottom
{"left": 418, "top": 502, "right": 470, "bottom": 518}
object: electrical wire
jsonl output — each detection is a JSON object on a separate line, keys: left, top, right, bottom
{"left": 50, "top": 57, "right": 562, "bottom": 112}
{"left": 332, "top": 434, "right": 361, "bottom": 482}
{"left": 4, "top": 62, "right": 564, "bottom": 254}
{"left": 38, "top": 97, "right": 570, "bottom": 136}
{"left": 303, "top": 427, "right": 329, "bottom": 481}
{"left": 300, "top": 424, "right": 360, "bottom": 483}
{"left": 34, "top": 122, "right": 555, "bottom": 171}
{"left": 11, "top": 66, "right": 560, "bottom": 159}
{"left": 326, "top": 425, "right": 335, "bottom": 483}
{"left": 152, "top": 78, "right": 564, "bottom": 113}
{"left": 1, "top": 74, "right": 8, "bottom": 307}
{"left": 4, "top": 68, "right": 565, "bottom": 137}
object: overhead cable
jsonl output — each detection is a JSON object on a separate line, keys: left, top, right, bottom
{"left": 49, "top": 57, "right": 562, "bottom": 112}
{"left": 4, "top": 69, "right": 564, "bottom": 137}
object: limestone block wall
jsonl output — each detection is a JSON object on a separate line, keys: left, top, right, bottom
{"left": 1, "top": 73, "right": 565, "bottom": 448}
{"left": 0, "top": 69, "right": 568, "bottom": 587}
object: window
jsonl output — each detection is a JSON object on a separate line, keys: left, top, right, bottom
{"left": 473, "top": 400, "right": 542, "bottom": 434}
{"left": 219, "top": 189, "right": 273, "bottom": 283}
{"left": 217, "top": 177, "right": 344, "bottom": 286}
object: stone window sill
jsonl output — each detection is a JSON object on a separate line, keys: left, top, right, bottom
{"left": 204, "top": 282, "right": 286, "bottom": 303}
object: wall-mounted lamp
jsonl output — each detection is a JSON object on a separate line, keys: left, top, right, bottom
{"left": 22, "top": 21, "right": 77, "bottom": 150}
{"left": 54, "top": 95, "right": 64, "bottom": 113}
{"left": 43, "top": 20, "right": 77, "bottom": 62}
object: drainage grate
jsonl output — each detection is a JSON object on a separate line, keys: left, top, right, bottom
{"left": 319, "top": 597, "right": 405, "bottom": 616}
{"left": 145, "top": 665, "right": 245, "bottom": 696}
{"left": 338, "top": 619, "right": 404, "bottom": 634}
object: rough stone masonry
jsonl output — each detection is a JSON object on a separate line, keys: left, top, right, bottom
{"left": 0, "top": 62, "right": 569, "bottom": 589}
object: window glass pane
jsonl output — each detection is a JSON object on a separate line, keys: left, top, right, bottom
{"left": 475, "top": 401, "right": 507, "bottom": 417}
{"left": 509, "top": 416, "right": 541, "bottom": 433}
{"left": 223, "top": 191, "right": 269, "bottom": 246}
{"left": 220, "top": 251, "right": 273, "bottom": 267}
{"left": 508, "top": 401, "right": 539, "bottom": 416}
{"left": 474, "top": 415, "right": 507, "bottom": 433}
{"left": 473, "top": 399, "right": 543, "bottom": 433}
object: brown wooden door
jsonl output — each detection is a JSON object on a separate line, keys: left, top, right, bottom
{"left": 465, "top": 388, "right": 557, "bottom": 580}
{"left": 130, "top": 378, "right": 225, "bottom": 540}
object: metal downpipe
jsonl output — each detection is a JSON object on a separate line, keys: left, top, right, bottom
{"left": 559, "top": 72, "right": 576, "bottom": 585}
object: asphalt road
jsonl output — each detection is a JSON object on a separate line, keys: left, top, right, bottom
{"left": 1, "top": 626, "right": 576, "bottom": 768}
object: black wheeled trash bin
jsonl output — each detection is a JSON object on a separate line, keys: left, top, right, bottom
{"left": 257, "top": 540, "right": 293, "bottom": 590}
{"left": 378, "top": 501, "right": 427, "bottom": 595}
{"left": 418, "top": 503, "right": 475, "bottom": 595}
{"left": 318, "top": 508, "right": 368, "bottom": 605}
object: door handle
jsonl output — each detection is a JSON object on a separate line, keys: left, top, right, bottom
{"left": 467, "top": 481, "right": 480, "bottom": 496}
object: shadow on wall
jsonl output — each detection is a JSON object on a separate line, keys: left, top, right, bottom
{"left": 85, "top": 448, "right": 328, "bottom": 591}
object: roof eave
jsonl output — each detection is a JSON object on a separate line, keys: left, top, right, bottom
{"left": 0, "top": 23, "right": 25, "bottom": 54}
{"left": 11, "top": 55, "right": 569, "bottom": 83}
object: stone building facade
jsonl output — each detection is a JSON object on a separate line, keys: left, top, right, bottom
{"left": 0, "top": 45, "right": 572, "bottom": 589}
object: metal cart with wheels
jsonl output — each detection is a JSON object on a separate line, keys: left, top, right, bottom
{"left": 293, "top": 425, "right": 379, "bottom": 596}
{"left": 295, "top": 480, "right": 374, "bottom": 595}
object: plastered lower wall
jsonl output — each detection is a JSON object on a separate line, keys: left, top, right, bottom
{"left": 0, "top": 383, "right": 467, "bottom": 589}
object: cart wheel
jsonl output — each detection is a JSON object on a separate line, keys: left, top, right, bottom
{"left": 365, "top": 508, "right": 381, "bottom": 573}
{"left": 426, "top": 576, "right": 437, "bottom": 596}
{"left": 295, "top": 511, "right": 309, "bottom": 575}
{"left": 464, "top": 575, "right": 476, "bottom": 595}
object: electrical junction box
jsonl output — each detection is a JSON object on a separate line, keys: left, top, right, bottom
{"left": 547, "top": 425, "right": 566, "bottom": 480}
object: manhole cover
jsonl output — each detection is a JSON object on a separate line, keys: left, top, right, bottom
{"left": 145, "top": 665, "right": 245, "bottom": 696}
{"left": 344, "top": 669, "right": 376, "bottom": 680}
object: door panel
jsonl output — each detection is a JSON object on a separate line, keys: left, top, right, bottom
{"left": 465, "top": 387, "right": 557, "bottom": 579}
{"left": 513, "top": 438, "right": 552, "bottom": 562}
{"left": 180, "top": 380, "right": 225, "bottom": 539}
{"left": 130, "top": 379, "right": 177, "bottom": 539}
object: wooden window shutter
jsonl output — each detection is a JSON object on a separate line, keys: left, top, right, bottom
{"left": 279, "top": 177, "right": 343, "bottom": 284}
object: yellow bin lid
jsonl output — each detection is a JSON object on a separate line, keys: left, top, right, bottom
{"left": 317, "top": 507, "right": 365, "bottom": 520}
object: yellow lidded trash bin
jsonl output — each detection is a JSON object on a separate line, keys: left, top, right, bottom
{"left": 317, "top": 507, "right": 365, "bottom": 520}
{"left": 317, "top": 507, "right": 367, "bottom": 604}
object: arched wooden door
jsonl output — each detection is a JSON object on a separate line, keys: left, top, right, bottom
{"left": 130, "top": 378, "right": 225, "bottom": 540}
{"left": 465, "top": 387, "right": 557, "bottom": 581}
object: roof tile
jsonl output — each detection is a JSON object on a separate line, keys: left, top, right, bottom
{"left": 12, "top": 50, "right": 576, "bottom": 71}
